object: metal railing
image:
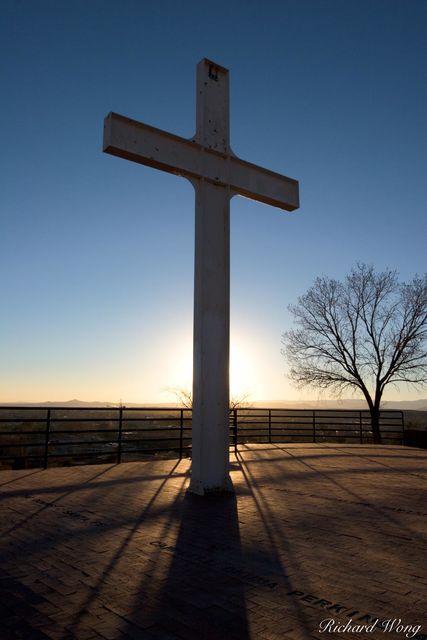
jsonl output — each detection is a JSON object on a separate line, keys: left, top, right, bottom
{"left": 230, "top": 408, "right": 404, "bottom": 452}
{"left": 0, "top": 406, "right": 405, "bottom": 469}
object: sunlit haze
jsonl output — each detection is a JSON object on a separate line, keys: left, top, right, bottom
{"left": 1, "top": 1, "right": 426, "bottom": 406}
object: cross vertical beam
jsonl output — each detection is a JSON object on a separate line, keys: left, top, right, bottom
{"left": 189, "top": 61, "right": 232, "bottom": 494}
{"left": 191, "top": 179, "right": 231, "bottom": 493}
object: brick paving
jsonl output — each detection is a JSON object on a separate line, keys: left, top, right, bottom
{"left": 0, "top": 444, "right": 426, "bottom": 640}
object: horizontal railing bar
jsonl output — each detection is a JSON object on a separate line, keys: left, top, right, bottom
{"left": 119, "top": 437, "right": 191, "bottom": 444}
{"left": 50, "top": 429, "right": 119, "bottom": 436}
{"left": 0, "top": 429, "right": 193, "bottom": 438}
{"left": 0, "top": 430, "right": 48, "bottom": 436}
{"left": 42, "top": 419, "right": 120, "bottom": 423}
{"left": 0, "top": 419, "right": 47, "bottom": 424}
{"left": 48, "top": 429, "right": 119, "bottom": 435}
{"left": 277, "top": 419, "right": 396, "bottom": 424}
{"left": 0, "top": 455, "right": 46, "bottom": 460}
{"left": 46, "top": 437, "right": 194, "bottom": 447}
{"left": 236, "top": 424, "right": 371, "bottom": 430}
{"left": 120, "top": 447, "right": 190, "bottom": 453}
{"left": 48, "top": 418, "right": 191, "bottom": 423}
{"left": 236, "top": 427, "right": 314, "bottom": 432}
{"left": 122, "top": 429, "right": 192, "bottom": 434}
{"left": 42, "top": 451, "right": 118, "bottom": 459}
{"left": 0, "top": 428, "right": 190, "bottom": 436}
{"left": 121, "top": 448, "right": 218, "bottom": 455}
{"left": 48, "top": 427, "right": 183, "bottom": 434}
{"left": 0, "top": 442, "right": 46, "bottom": 448}
{"left": 0, "top": 419, "right": 192, "bottom": 426}
{"left": 236, "top": 433, "right": 400, "bottom": 438}
{"left": 48, "top": 440, "right": 118, "bottom": 447}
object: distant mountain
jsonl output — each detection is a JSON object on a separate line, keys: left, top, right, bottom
{"left": 252, "top": 399, "right": 427, "bottom": 411}
{"left": 380, "top": 399, "right": 427, "bottom": 411}
{"left": 0, "top": 400, "right": 118, "bottom": 408}
{"left": 1, "top": 398, "right": 427, "bottom": 411}
{"left": 43, "top": 399, "right": 117, "bottom": 407}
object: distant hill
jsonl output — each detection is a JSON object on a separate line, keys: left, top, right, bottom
{"left": 0, "top": 399, "right": 118, "bottom": 408}
{"left": 1, "top": 398, "right": 427, "bottom": 411}
{"left": 252, "top": 399, "right": 427, "bottom": 411}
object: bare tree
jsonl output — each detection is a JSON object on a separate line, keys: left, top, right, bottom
{"left": 164, "top": 386, "right": 193, "bottom": 409}
{"left": 229, "top": 391, "right": 253, "bottom": 410}
{"left": 166, "top": 386, "right": 253, "bottom": 410}
{"left": 282, "top": 264, "right": 427, "bottom": 443}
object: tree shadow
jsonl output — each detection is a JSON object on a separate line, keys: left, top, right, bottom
{"left": 0, "top": 468, "right": 43, "bottom": 488}
{"left": 64, "top": 460, "right": 184, "bottom": 638}
{"left": 235, "top": 452, "right": 317, "bottom": 638}
{"left": 2, "top": 464, "right": 117, "bottom": 537}
{"left": 0, "top": 468, "right": 189, "bottom": 501}
{"left": 279, "top": 445, "right": 427, "bottom": 546}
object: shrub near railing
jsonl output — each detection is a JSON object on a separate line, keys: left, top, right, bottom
{"left": 0, "top": 406, "right": 404, "bottom": 469}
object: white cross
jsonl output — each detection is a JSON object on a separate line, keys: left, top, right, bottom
{"left": 103, "top": 58, "right": 299, "bottom": 495}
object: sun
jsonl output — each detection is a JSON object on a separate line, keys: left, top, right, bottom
{"left": 230, "top": 341, "right": 254, "bottom": 401}
{"left": 161, "top": 334, "right": 256, "bottom": 405}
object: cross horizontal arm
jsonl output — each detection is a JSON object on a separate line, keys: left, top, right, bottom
{"left": 103, "top": 112, "right": 299, "bottom": 211}
{"left": 230, "top": 156, "right": 299, "bottom": 211}
{"left": 104, "top": 112, "right": 199, "bottom": 181}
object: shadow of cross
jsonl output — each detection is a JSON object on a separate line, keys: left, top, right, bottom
{"left": 103, "top": 58, "right": 299, "bottom": 496}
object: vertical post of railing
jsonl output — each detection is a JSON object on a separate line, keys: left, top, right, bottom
{"left": 44, "top": 408, "right": 51, "bottom": 470}
{"left": 359, "top": 411, "right": 363, "bottom": 444}
{"left": 312, "top": 410, "right": 316, "bottom": 443}
{"left": 234, "top": 408, "right": 238, "bottom": 454}
{"left": 268, "top": 409, "right": 272, "bottom": 444}
{"left": 179, "top": 408, "right": 184, "bottom": 460}
{"left": 401, "top": 410, "right": 405, "bottom": 445}
{"left": 117, "top": 406, "right": 123, "bottom": 464}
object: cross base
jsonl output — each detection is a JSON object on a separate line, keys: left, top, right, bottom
{"left": 187, "top": 474, "right": 234, "bottom": 496}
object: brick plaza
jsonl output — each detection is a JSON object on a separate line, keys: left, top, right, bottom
{"left": 1, "top": 444, "right": 426, "bottom": 639}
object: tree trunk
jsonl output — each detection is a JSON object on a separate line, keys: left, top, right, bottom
{"left": 370, "top": 406, "right": 382, "bottom": 444}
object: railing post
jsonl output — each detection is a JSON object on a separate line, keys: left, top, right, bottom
{"left": 401, "top": 410, "right": 405, "bottom": 445}
{"left": 359, "top": 411, "right": 363, "bottom": 444}
{"left": 44, "top": 408, "right": 51, "bottom": 470}
{"left": 268, "top": 409, "right": 272, "bottom": 444}
{"left": 117, "top": 407, "right": 123, "bottom": 464}
{"left": 179, "top": 409, "right": 184, "bottom": 460}
{"left": 312, "top": 410, "right": 316, "bottom": 443}
{"left": 234, "top": 408, "right": 238, "bottom": 454}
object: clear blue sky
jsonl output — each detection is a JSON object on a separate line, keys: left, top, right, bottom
{"left": 1, "top": 0, "right": 426, "bottom": 404}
